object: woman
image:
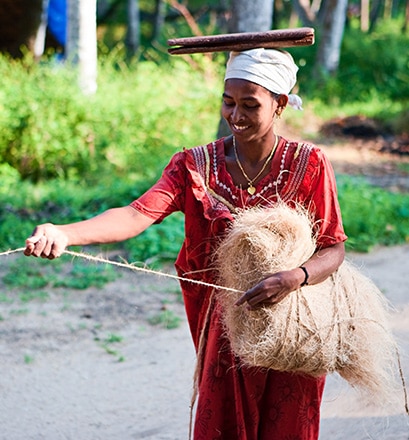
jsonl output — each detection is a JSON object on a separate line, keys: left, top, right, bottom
{"left": 25, "top": 48, "right": 347, "bottom": 439}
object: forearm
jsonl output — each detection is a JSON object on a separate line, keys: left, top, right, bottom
{"left": 24, "top": 205, "right": 155, "bottom": 259}
{"left": 236, "top": 241, "right": 346, "bottom": 309}
{"left": 59, "top": 206, "right": 154, "bottom": 246}
{"left": 293, "top": 241, "right": 346, "bottom": 288}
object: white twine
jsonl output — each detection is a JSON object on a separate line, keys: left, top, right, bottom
{"left": 0, "top": 247, "right": 243, "bottom": 294}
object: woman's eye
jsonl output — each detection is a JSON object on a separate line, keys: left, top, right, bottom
{"left": 222, "top": 99, "right": 259, "bottom": 109}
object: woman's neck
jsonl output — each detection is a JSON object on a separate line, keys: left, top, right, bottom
{"left": 230, "top": 133, "right": 278, "bottom": 165}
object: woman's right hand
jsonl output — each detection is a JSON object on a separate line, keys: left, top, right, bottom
{"left": 24, "top": 223, "right": 69, "bottom": 259}
{"left": 23, "top": 206, "right": 157, "bottom": 260}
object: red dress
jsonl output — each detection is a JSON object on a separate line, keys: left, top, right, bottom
{"left": 131, "top": 137, "right": 347, "bottom": 440}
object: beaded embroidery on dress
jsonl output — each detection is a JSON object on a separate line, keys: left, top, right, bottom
{"left": 189, "top": 138, "right": 313, "bottom": 212}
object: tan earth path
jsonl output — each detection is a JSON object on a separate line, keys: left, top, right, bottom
{"left": 0, "top": 245, "right": 408, "bottom": 440}
{"left": 0, "top": 127, "right": 409, "bottom": 440}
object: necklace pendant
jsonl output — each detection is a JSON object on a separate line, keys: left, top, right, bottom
{"left": 247, "top": 185, "right": 256, "bottom": 195}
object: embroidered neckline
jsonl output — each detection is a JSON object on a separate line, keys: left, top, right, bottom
{"left": 190, "top": 138, "right": 313, "bottom": 211}
{"left": 203, "top": 144, "right": 237, "bottom": 212}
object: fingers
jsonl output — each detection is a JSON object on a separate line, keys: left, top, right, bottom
{"left": 235, "top": 284, "right": 268, "bottom": 309}
{"left": 24, "top": 224, "right": 66, "bottom": 259}
{"left": 24, "top": 232, "right": 45, "bottom": 256}
{"left": 24, "top": 235, "right": 53, "bottom": 259}
{"left": 235, "top": 273, "right": 291, "bottom": 309}
{"left": 24, "top": 236, "right": 40, "bottom": 256}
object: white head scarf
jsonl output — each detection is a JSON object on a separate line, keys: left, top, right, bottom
{"left": 224, "top": 48, "right": 303, "bottom": 110}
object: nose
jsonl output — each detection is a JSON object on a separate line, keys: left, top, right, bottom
{"left": 230, "top": 105, "right": 243, "bottom": 123}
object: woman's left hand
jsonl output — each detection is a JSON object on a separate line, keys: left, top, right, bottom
{"left": 234, "top": 242, "right": 346, "bottom": 310}
{"left": 235, "top": 269, "right": 303, "bottom": 310}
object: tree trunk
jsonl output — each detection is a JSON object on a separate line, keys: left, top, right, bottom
{"left": 216, "top": 0, "right": 231, "bottom": 34}
{"left": 230, "top": 0, "right": 274, "bottom": 32}
{"left": 315, "top": 0, "right": 348, "bottom": 75}
{"left": 404, "top": 0, "right": 409, "bottom": 32}
{"left": 126, "top": 0, "right": 140, "bottom": 57}
{"left": 33, "top": 0, "right": 50, "bottom": 59}
{"left": 369, "top": 0, "right": 383, "bottom": 32}
{"left": 152, "top": 0, "right": 167, "bottom": 41}
{"left": 384, "top": 0, "right": 392, "bottom": 18}
{"left": 66, "top": 0, "right": 97, "bottom": 94}
{"left": 361, "top": 0, "right": 369, "bottom": 31}
{"left": 291, "top": 0, "right": 317, "bottom": 27}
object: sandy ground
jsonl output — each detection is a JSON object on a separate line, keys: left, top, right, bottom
{"left": 1, "top": 135, "right": 409, "bottom": 440}
{"left": 0, "top": 245, "right": 408, "bottom": 440}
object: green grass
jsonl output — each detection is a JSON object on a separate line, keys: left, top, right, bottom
{"left": 52, "top": 263, "right": 118, "bottom": 289}
{"left": 1, "top": 255, "right": 120, "bottom": 310}
{"left": 0, "top": 293, "right": 14, "bottom": 303}
{"left": 24, "top": 354, "right": 35, "bottom": 364}
{"left": 338, "top": 175, "right": 409, "bottom": 252}
{"left": 148, "top": 308, "right": 182, "bottom": 329}
{"left": 95, "top": 332, "right": 126, "bottom": 362}
{"left": 19, "top": 290, "right": 50, "bottom": 303}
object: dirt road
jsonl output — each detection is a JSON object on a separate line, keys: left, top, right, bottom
{"left": 0, "top": 244, "right": 408, "bottom": 440}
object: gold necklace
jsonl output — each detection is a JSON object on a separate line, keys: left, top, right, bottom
{"left": 233, "top": 135, "right": 278, "bottom": 195}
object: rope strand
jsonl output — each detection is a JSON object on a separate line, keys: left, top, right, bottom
{"left": 0, "top": 247, "right": 243, "bottom": 294}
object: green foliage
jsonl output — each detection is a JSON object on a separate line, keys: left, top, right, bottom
{"left": 338, "top": 23, "right": 409, "bottom": 103}
{"left": 0, "top": 54, "right": 222, "bottom": 183}
{"left": 124, "top": 212, "right": 185, "bottom": 264}
{"left": 24, "top": 354, "right": 35, "bottom": 364}
{"left": 103, "top": 332, "right": 124, "bottom": 344}
{"left": 337, "top": 175, "right": 409, "bottom": 252}
{"left": 93, "top": 57, "right": 221, "bottom": 183}
{"left": 0, "top": 55, "right": 99, "bottom": 181}
{"left": 0, "top": 294, "right": 13, "bottom": 304}
{"left": 0, "top": 22, "right": 409, "bottom": 260}
{"left": 19, "top": 290, "right": 50, "bottom": 303}
{"left": 94, "top": 331, "right": 125, "bottom": 361}
{"left": 289, "top": 19, "right": 409, "bottom": 113}
{"left": 3, "top": 257, "right": 60, "bottom": 289}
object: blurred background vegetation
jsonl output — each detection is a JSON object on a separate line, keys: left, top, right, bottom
{"left": 0, "top": 0, "right": 408, "bottom": 260}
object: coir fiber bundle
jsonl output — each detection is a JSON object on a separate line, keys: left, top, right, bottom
{"left": 216, "top": 203, "right": 400, "bottom": 400}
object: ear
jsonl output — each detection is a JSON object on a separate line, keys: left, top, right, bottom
{"left": 277, "top": 94, "right": 289, "bottom": 108}
{"left": 275, "top": 94, "right": 289, "bottom": 117}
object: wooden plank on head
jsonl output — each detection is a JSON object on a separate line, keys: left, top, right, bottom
{"left": 167, "top": 27, "right": 314, "bottom": 55}
{"left": 168, "top": 36, "right": 314, "bottom": 54}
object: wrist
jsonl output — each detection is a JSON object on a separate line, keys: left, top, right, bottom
{"left": 299, "top": 266, "right": 309, "bottom": 287}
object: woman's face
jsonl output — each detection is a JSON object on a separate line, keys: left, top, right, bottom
{"left": 221, "top": 78, "right": 279, "bottom": 142}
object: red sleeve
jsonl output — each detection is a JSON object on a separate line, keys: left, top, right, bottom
{"left": 302, "top": 149, "right": 347, "bottom": 248}
{"left": 129, "top": 151, "right": 187, "bottom": 223}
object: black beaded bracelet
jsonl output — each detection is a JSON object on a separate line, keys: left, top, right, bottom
{"left": 300, "top": 266, "right": 309, "bottom": 286}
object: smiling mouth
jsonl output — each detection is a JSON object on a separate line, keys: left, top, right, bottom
{"left": 232, "top": 123, "right": 250, "bottom": 132}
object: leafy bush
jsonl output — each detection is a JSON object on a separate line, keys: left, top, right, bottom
{"left": 337, "top": 175, "right": 409, "bottom": 252}
{"left": 340, "top": 21, "right": 409, "bottom": 102}
{"left": 0, "top": 54, "right": 222, "bottom": 183}
{"left": 0, "top": 56, "right": 99, "bottom": 181}
{"left": 289, "top": 19, "right": 409, "bottom": 113}
{"left": 124, "top": 212, "right": 185, "bottom": 265}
